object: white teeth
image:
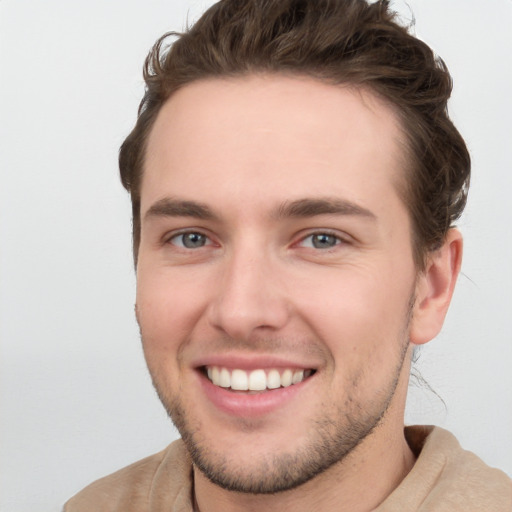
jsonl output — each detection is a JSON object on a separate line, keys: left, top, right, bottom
{"left": 205, "top": 366, "right": 312, "bottom": 391}
{"left": 211, "top": 367, "right": 220, "bottom": 386}
{"left": 231, "top": 369, "right": 248, "bottom": 390}
{"left": 281, "top": 369, "right": 293, "bottom": 387}
{"left": 267, "top": 369, "right": 281, "bottom": 389}
{"left": 292, "top": 370, "right": 304, "bottom": 384}
{"left": 219, "top": 368, "right": 231, "bottom": 388}
{"left": 248, "top": 369, "right": 267, "bottom": 391}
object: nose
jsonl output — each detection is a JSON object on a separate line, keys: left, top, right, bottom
{"left": 207, "top": 247, "right": 290, "bottom": 341}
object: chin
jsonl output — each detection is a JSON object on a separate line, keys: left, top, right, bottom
{"left": 154, "top": 377, "right": 398, "bottom": 494}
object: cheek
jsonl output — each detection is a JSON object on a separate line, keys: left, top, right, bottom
{"left": 135, "top": 267, "right": 206, "bottom": 358}
{"left": 295, "top": 262, "right": 414, "bottom": 376}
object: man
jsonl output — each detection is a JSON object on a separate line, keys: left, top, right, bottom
{"left": 65, "top": 0, "right": 512, "bottom": 510}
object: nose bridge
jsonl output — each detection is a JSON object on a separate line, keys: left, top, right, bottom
{"left": 208, "top": 239, "right": 289, "bottom": 339}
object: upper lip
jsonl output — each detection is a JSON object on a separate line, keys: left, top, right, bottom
{"left": 191, "top": 353, "right": 320, "bottom": 372}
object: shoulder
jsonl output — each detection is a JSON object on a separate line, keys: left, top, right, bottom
{"left": 380, "top": 425, "right": 512, "bottom": 512}
{"left": 424, "top": 426, "right": 512, "bottom": 506}
{"left": 64, "top": 439, "right": 193, "bottom": 512}
{"left": 415, "top": 426, "right": 511, "bottom": 481}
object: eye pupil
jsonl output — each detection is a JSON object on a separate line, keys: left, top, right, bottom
{"left": 182, "top": 233, "right": 206, "bottom": 248}
{"left": 312, "top": 234, "right": 337, "bottom": 249}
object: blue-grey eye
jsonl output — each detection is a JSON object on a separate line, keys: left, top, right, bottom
{"left": 173, "top": 232, "right": 208, "bottom": 248}
{"left": 309, "top": 233, "right": 339, "bottom": 249}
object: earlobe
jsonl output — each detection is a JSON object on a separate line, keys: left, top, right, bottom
{"left": 410, "top": 229, "right": 463, "bottom": 345}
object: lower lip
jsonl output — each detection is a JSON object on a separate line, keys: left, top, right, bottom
{"left": 198, "top": 372, "right": 314, "bottom": 418}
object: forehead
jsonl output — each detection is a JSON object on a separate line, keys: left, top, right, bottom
{"left": 142, "top": 74, "right": 406, "bottom": 218}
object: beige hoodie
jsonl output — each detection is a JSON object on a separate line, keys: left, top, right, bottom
{"left": 65, "top": 426, "right": 512, "bottom": 512}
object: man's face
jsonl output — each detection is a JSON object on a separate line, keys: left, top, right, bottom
{"left": 136, "top": 75, "right": 419, "bottom": 492}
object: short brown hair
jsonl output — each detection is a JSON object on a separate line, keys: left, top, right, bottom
{"left": 119, "top": 0, "right": 470, "bottom": 269}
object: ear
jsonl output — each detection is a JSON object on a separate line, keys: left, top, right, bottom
{"left": 410, "top": 228, "right": 463, "bottom": 345}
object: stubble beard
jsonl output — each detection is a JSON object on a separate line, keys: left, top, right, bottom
{"left": 148, "top": 328, "right": 411, "bottom": 495}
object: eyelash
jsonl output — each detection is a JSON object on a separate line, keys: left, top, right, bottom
{"left": 296, "top": 231, "right": 347, "bottom": 250}
{"left": 165, "top": 229, "right": 348, "bottom": 251}
{"left": 166, "top": 230, "right": 214, "bottom": 249}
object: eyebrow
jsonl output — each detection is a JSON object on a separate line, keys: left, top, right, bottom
{"left": 143, "top": 196, "right": 376, "bottom": 223}
{"left": 144, "top": 198, "right": 218, "bottom": 222}
{"left": 273, "top": 197, "right": 376, "bottom": 220}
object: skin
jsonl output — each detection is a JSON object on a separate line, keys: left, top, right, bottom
{"left": 135, "top": 75, "right": 462, "bottom": 512}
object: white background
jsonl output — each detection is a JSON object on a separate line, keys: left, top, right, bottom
{"left": 1, "top": 1, "right": 511, "bottom": 510}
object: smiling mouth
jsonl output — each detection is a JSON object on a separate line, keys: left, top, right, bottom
{"left": 203, "top": 366, "right": 315, "bottom": 392}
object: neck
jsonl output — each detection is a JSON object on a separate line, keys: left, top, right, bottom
{"left": 193, "top": 424, "right": 415, "bottom": 512}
